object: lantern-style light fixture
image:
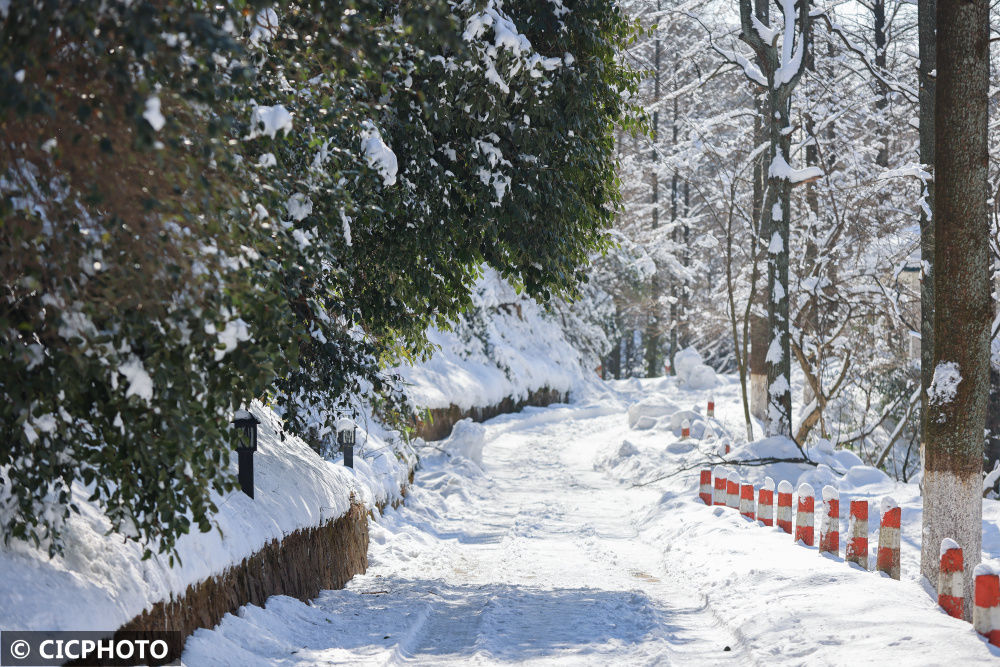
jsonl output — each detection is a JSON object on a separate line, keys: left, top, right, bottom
{"left": 232, "top": 409, "right": 260, "bottom": 498}
{"left": 336, "top": 417, "right": 356, "bottom": 468}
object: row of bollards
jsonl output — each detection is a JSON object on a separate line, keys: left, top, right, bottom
{"left": 680, "top": 398, "right": 717, "bottom": 441}
{"left": 699, "top": 468, "right": 1000, "bottom": 647}
{"left": 935, "top": 541, "right": 1000, "bottom": 647}
{"left": 700, "top": 469, "right": 901, "bottom": 579}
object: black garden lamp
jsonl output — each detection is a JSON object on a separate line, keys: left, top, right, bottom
{"left": 337, "top": 418, "right": 356, "bottom": 468}
{"left": 232, "top": 409, "right": 260, "bottom": 498}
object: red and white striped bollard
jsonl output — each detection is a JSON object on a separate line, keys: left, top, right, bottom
{"left": 707, "top": 397, "right": 715, "bottom": 418}
{"left": 974, "top": 562, "right": 1000, "bottom": 646}
{"left": 938, "top": 539, "right": 964, "bottom": 619}
{"left": 740, "top": 482, "right": 755, "bottom": 520}
{"left": 699, "top": 470, "right": 712, "bottom": 505}
{"left": 846, "top": 499, "right": 868, "bottom": 569}
{"left": 681, "top": 419, "right": 691, "bottom": 440}
{"left": 758, "top": 477, "right": 775, "bottom": 527}
{"left": 819, "top": 485, "right": 839, "bottom": 555}
{"left": 876, "top": 497, "right": 900, "bottom": 580}
{"left": 713, "top": 467, "right": 727, "bottom": 506}
{"left": 726, "top": 474, "right": 740, "bottom": 509}
{"left": 776, "top": 480, "right": 793, "bottom": 534}
{"left": 795, "top": 483, "right": 815, "bottom": 546}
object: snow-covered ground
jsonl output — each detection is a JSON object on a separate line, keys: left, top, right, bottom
{"left": 183, "top": 375, "right": 1000, "bottom": 664}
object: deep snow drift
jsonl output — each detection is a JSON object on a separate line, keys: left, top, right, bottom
{"left": 183, "top": 376, "right": 999, "bottom": 664}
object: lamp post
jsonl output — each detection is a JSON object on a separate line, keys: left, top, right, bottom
{"left": 232, "top": 409, "right": 260, "bottom": 498}
{"left": 337, "top": 418, "right": 356, "bottom": 468}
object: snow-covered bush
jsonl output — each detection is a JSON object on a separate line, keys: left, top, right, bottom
{"left": 0, "top": 1, "right": 640, "bottom": 554}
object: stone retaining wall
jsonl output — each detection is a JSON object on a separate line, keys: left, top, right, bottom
{"left": 412, "top": 386, "right": 568, "bottom": 441}
{"left": 115, "top": 502, "right": 370, "bottom": 659}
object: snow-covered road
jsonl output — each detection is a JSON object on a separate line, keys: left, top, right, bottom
{"left": 184, "top": 403, "right": 748, "bottom": 665}
{"left": 184, "top": 380, "right": 999, "bottom": 665}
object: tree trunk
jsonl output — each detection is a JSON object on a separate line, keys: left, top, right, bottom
{"left": 986, "top": 366, "right": 1000, "bottom": 481}
{"left": 917, "top": 0, "right": 936, "bottom": 459}
{"left": 737, "top": 0, "right": 809, "bottom": 439}
{"left": 749, "top": 311, "right": 768, "bottom": 422}
{"left": 749, "top": 96, "right": 768, "bottom": 423}
{"left": 873, "top": 0, "right": 889, "bottom": 168}
{"left": 606, "top": 334, "right": 622, "bottom": 380}
{"left": 764, "top": 93, "right": 793, "bottom": 438}
{"left": 801, "top": 33, "right": 820, "bottom": 411}
{"left": 645, "top": 13, "right": 662, "bottom": 379}
{"left": 920, "top": 0, "right": 989, "bottom": 620}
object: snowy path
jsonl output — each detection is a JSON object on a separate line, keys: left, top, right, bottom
{"left": 184, "top": 380, "right": 999, "bottom": 665}
{"left": 184, "top": 405, "right": 749, "bottom": 665}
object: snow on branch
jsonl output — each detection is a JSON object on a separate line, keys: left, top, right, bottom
{"left": 773, "top": 0, "right": 805, "bottom": 87}
{"left": 813, "top": 11, "right": 918, "bottom": 104}
{"left": 751, "top": 16, "right": 779, "bottom": 46}
{"left": 711, "top": 43, "right": 767, "bottom": 86}
{"left": 769, "top": 149, "right": 823, "bottom": 185}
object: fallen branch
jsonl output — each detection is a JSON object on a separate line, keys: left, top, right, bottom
{"left": 631, "top": 455, "right": 826, "bottom": 488}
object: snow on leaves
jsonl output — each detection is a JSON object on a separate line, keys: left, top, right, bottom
{"left": 142, "top": 97, "right": 165, "bottom": 131}
{"left": 360, "top": 122, "right": 398, "bottom": 187}
{"left": 248, "top": 104, "right": 293, "bottom": 140}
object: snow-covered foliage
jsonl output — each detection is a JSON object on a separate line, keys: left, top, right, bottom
{"left": 0, "top": 0, "right": 639, "bottom": 554}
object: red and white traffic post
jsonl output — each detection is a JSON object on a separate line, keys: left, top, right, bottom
{"left": 776, "top": 480, "right": 793, "bottom": 534}
{"left": 757, "top": 477, "right": 775, "bottom": 527}
{"left": 938, "top": 539, "right": 964, "bottom": 619}
{"left": 877, "top": 497, "right": 901, "bottom": 580}
{"left": 819, "top": 485, "right": 839, "bottom": 556}
{"left": 846, "top": 499, "right": 868, "bottom": 569}
{"left": 795, "top": 483, "right": 815, "bottom": 547}
{"left": 699, "top": 469, "right": 712, "bottom": 505}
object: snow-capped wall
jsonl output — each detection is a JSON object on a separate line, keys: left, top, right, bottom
{"left": 0, "top": 402, "right": 416, "bottom": 633}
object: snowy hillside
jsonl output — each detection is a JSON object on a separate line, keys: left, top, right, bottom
{"left": 395, "top": 268, "right": 600, "bottom": 412}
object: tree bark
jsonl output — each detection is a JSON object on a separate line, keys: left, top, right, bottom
{"left": 918, "top": 0, "right": 936, "bottom": 456}
{"left": 644, "top": 25, "right": 663, "bottom": 379}
{"left": 873, "top": 0, "right": 890, "bottom": 168}
{"left": 606, "top": 334, "right": 622, "bottom": 380}
{"left": 764, "top": 93, "right": 794, "bottom": 438}
{"left": 748, "top": 4, "right": 769, "bottom": 425}
{"left": 738, "top": 0, "right": 809, "bottom": 439}
{"left": 986, "top": 366, "right": 1000, "bottom": 480}
{"left": 920, "top": 0, "right": 989, "bottom": 620}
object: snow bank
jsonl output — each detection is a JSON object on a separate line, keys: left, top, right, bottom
{"left": 673, "top": 346, "right": 718, "bottom": 390}
{"left": 0, "top": 401, "right": 416, "bottom": 632}
{"left": 587, "top": 377, "right": 1000, "bottom": 661}
{"left": 442, "top": 419, "right": 486, "bottom": 465}
{"left": 395, "top": 267, "right": 594, "bottom": 412}
{"left": 626, "top": 396, "right": 681, "bottom": 428}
